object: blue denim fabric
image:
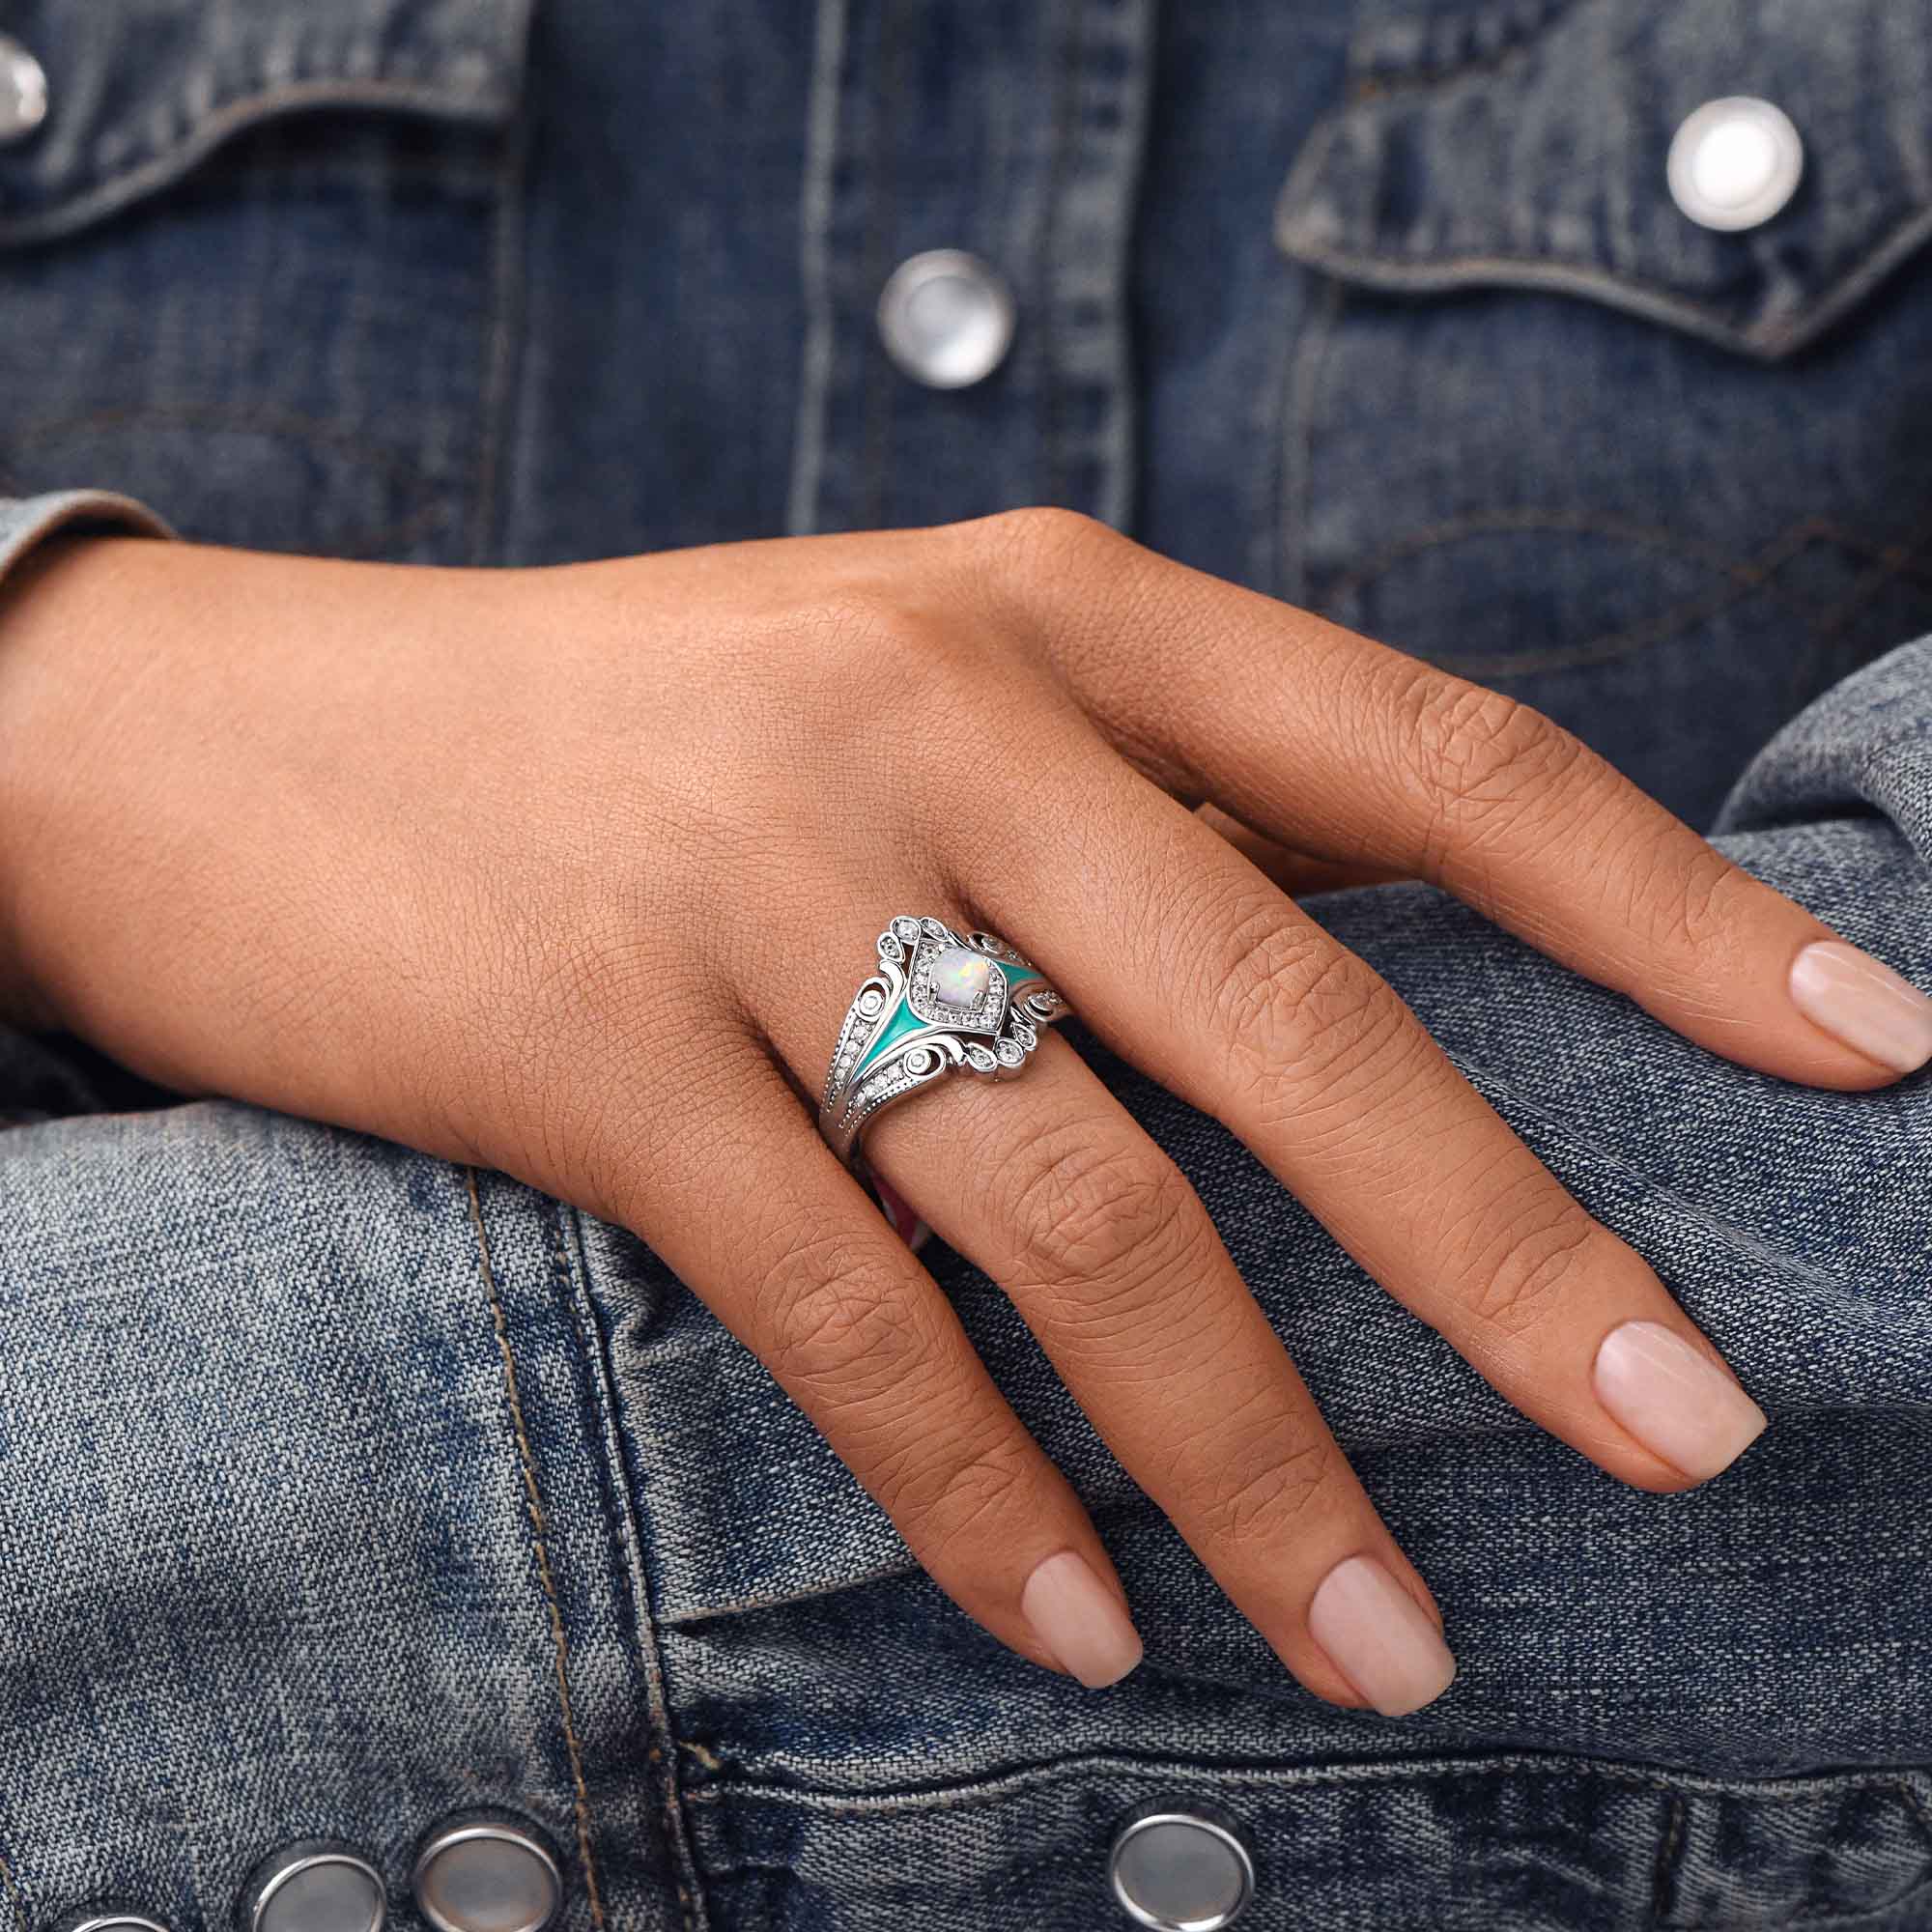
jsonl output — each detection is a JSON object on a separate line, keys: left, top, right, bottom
{"left": 4, "top": 0, "right": 1932, "bottom": 1927}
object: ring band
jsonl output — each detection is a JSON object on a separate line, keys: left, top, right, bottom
{"left": 818, "top": 915, "right": 1072, "bottom": 1173}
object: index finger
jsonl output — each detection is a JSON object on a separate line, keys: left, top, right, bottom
{"left": 994, "top": 511, "right": 1932, "bottom": 1091}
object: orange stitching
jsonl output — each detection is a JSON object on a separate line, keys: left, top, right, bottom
{"left": 1813, "top": 511, "right": 1932, "bottom": 639}
{"left": 544, "top": 1202, "right": 706, "bottom": 1932}
{"left": 1323, "top": 510, "right": 1821, "bottom": 610}
{"left": 466, "top": 1166, "right": 609, "bottom": 1932}
{"left": 537, "top": 1203, "right": 702, "bottom": 1932}
{"left": 1322, "top": 513, "right": 1932, "bottom": 680}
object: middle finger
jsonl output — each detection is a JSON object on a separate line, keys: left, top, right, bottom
{"left": 860, "top": 1026, "right": 1458, "bottom": 1716}
{"left": 953, "top": 736, "right": 1770, "bottom": 1495}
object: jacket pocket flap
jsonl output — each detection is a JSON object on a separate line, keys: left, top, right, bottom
{"left": 1273, "top": 0, "right": 1932, "bottom": 361}
{"left": 0, "top": 0, "right": 531, "bottom": 247}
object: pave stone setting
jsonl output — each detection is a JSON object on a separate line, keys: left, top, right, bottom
{"left": 817, "top": 915, "right": 1071, "bottom": 1167}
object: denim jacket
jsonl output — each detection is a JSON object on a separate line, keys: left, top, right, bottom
{"left": 4, "top": 3, "right": 1932, "bottom": 1930}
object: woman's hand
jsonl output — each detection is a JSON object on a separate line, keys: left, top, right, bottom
{"left": 5, "top": 509, "right": 1926, "bottom": 1714}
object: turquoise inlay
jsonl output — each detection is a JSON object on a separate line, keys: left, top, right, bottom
{"left": 853, "top": 996, "right": 932, "bottom": 1078}
{"left": 996, "top": 959, "right": 1044, "bottom": 991}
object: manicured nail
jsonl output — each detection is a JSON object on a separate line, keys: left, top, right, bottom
{"left": 1789, "top": 940, "right": 1932, "bottom": 1074}
{"left": 1307, "top": 1554, "right": 1456, "bottom": 1718}
{"left": 1021, "top": 1549, "right": 1144, "bottom": 1689}
{"left": 1593, "top": 1320, "right": 1767, "bottom": 1482}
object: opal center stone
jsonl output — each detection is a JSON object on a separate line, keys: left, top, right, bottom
{"left": 930, "top": 945, "right": 993, "bottom": 1010}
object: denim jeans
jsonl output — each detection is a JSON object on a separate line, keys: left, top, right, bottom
{"left": 4, "top": 0, "right": 1932, "bottom": 1926}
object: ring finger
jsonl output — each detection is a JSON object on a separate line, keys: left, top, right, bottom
{"left": 857, "top": 1024, "right": 1458, "bottom": 1716}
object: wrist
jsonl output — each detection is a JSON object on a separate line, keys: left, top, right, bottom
{"left": 0, "top": 532, "right": 174, "bottom": 1034}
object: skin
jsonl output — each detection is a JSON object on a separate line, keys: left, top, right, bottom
{"left": 0, "top": 507, "right": 1905, "bottom": 1708}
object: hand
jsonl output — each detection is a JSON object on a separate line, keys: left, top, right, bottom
{"left": 5, "top": 510, "right": 1926, "bottom": 1715}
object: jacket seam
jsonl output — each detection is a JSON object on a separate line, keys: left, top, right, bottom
{"left": 1271, "top": 8, "right": 1932, "bottom": 368}
{"left": 464, "top": 1168, "right": 610, "bottom": 1932}
{"left": 472, "top": 94, "right": 529, "bottom": 564}
{"left": 680, "top": 1748, "right": 1932, "bottom": 1817}
{"left": 1272, "top": 233, "right": 1932, "bottom": 365}
{"left": 1277, "top": 273, "right": 1343, "bottom": 609}
{"left": 1650, "top": 1790, "right": 1687, "bottom": 1923}
{"left": 1324, "top": 511, "right": 1932, "bottom": 611}
{"left": 858, "top": 1, "right": 907, "bottom": 532}
{"left": 554, "top": 1204, "right": 712, "bottom": 1932}
{"left": 1037, "top": 0, "right": 1081, "bottom": 508}
{"left": 1344, "top": 0, "right": 1587, "bottom": 99}
{"left": 0, "top": 76, "right": 514, "bottom": 250}
{"left": 784, "top": 0, "right": 848, "bottom": 537}
{"left": 1316, "top": 512, "right": 1932, "bottom": 680}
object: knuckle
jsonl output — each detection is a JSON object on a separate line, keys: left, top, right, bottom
{"left": 1641, "top": 837, "right": 1753, "bottom": 963}
{"left": 787, "top": 588, "right": 1008, "bottom": 772}
{"left": 874, "top": 1431, "right": 1039, "bottom": 1560}
{"left": 798, "top": 586, "right": 953, "bottom": 674}
{"left": 1171, "top": 1398, "right": 1344, "bottom": 1548}
{"left": 1460, "top": 1195, "right": 1605, "bottom": 1338}
{"left": 969, "top": 503, "right": 1122, "bottom": 569}
{"left": 1193, "top": 895, "right": 1331, "bottom": 1031}
{"left": 752, "top": 1227, "right": 925, "bottom": 1402}
{"left": 1393, "top": 671, "right": 1585, "bottom": 839}
{"left": 989, "top": 1117, "right": 1207, "bottom": 1306}
{"left": 952, "top": 506, "right": 1146, "bottom": 645}
{"left": 1189, "top": 895, "right": 1406, "bottom": 1113}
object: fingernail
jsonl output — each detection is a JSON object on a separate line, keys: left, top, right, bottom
{"left": 1593, "top": 1320, "right": 1767, "bottom": 1482}
{"left": 1307, "top": 1554, "right": 1457, "bottom": 1718}
{"left": 1789, "top": 940, "right": 1932, "bottom": 1074}
{"left": 1021, "top": 1549, "right": 1144, "bottom": 1689}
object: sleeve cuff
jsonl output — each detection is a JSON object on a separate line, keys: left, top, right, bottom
{"left": 0, "top": 489, "right": 177, "bottom": 590}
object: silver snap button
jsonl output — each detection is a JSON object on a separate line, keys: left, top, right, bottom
{"left": 1666, "top": 97, "right": 1803, "bottom": 232}
{"left": 0, "top": 35, "right": 47, "bottom": 146}
{"left": 1109, "top": 1804, "right": 1256, "bottom": 1931}
{"left": 51, "top": 1911, "right": 173, "bottom": 1932}
{"left": 239, "top": 1841, "right": 384, "bottom": 1932}
{"left": 412, "top": 1809, "right": 562, "bottom": 1932}
{"left": 876, "top": 248, "right": 1015, "bottom": 389}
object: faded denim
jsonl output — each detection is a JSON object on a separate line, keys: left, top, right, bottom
{"left": 4, "top": 0, "right": 1932, "bottom": 1927}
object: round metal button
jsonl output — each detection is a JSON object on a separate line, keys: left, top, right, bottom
{"left": 238, "top": 1841, "right": 384, "bottom": 1932}
{"left": 0, "top": 35, "right": 48, "bottom": 146}
{"left": 51, "top": 1910, "right": 173, "bottom": 1932}
{"left": 1109, "top": 1804, "right": 1256, "bottom": 1931}
{"left": 876, "top": 248, "right": 1015, "bottom": 389}
{"left": 412, "top": 1809, "right": 562, "bottom": 1932}
{"left": 1666, "top": 97, "right": 1804, "bottom": 232}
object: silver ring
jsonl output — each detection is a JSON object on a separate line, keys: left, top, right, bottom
{"left": 818, "top": 915, "right": 1071, "bottom": 1173}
